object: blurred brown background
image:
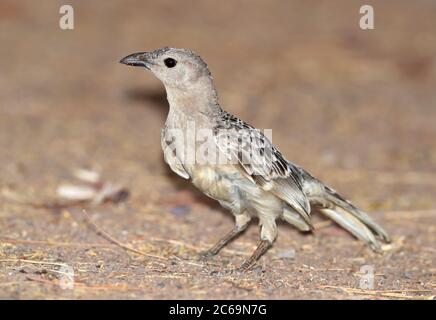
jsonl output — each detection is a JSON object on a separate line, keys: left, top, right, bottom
{"left": 0, "top": 1, "right": 435, "bottom": 299}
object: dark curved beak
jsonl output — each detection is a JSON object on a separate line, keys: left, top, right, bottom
{"left": 119, "top": 52, "right": 151, "bottom": 69}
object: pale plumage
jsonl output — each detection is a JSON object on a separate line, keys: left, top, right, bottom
{"left": 121, "top": 47, "right": 391, "bottom": 271}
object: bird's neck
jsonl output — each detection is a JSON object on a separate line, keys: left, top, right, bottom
{"left": 165, "top": 78, "right": 222, "bottom": 121}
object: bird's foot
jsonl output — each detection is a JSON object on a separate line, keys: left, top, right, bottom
{"left": 210, "top": 267, "right": 245, "bottom": 276}
{"left": 234, "top": 260, "right": 256, "bottom": 273}
{"left": 198, "top": 249, "right": 218, "bottom": 261}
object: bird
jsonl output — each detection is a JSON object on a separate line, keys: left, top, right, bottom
{"left": 120, "top": 47, "right": 391, "bottom": 271}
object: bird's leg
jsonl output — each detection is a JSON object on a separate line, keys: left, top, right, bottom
{"left": 200, "top": 213, "right": 251, "bottom": 259}
{"left": 237, "top": 240, "right": 272, "bottom": 271}
{"left": 200, "top": 227, "right": 243, "bottom": 258}
{"left": 235, "top": 217, "right": 276, "bottom": 272}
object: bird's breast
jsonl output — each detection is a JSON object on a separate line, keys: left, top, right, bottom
{"left": 188, "top": 165, "right": 240, "bottom": 202}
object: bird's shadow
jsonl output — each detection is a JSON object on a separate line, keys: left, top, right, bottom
{"left": 126, "top": 87, "right": 168, "bottom": 108}
{"left": 124, "top": 86, "right": 231, "bottom": 220}
{"left": 124, "top": 86, "right": 169, "bottom": 122}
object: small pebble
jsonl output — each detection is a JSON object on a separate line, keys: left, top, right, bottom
{"left": 277, "top": 249, "right": 296, "bottom": 259}
{"left": 170, "top": 205, "right": 192, "bottom": 218}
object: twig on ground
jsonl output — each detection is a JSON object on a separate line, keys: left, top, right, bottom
{"left": 0, "top": 258, "right": 69, "bottom": 268}
{"left": 0, "top": 238, "right": 117, "bottom": 248}
{"left": 321, "top": 285, "right": 435, "bottom": 300}
{"left": 82, "top": 209, "right": 166, "bottom": 260}
{"left": 150, "top": 237, "right": 248, "bottom": 256}
{"left": 25, "top": 276, "right": 145, "bottom": 292}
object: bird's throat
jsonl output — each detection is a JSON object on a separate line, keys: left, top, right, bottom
{"left": 165, "top": 84, "right": 220, "bottom": 118}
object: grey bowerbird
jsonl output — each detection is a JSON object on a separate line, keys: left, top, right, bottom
{"left": 120, "top": 47, "right": 390, "bottom": 271}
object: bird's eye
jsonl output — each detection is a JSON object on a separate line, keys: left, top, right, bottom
{"left": 164, "top": 58, "right": 177, "bottom": 68}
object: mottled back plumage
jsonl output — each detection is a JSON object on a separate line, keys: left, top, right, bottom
{"left": 213, "top": 111, "right": 312, "bottom": 225}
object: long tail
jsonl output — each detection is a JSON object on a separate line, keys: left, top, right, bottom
{"left": 318, "top": 186, "right": 391, "bottom": 252}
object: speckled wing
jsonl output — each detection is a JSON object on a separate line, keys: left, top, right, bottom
{"left": 214, "top": 112, "right": 312, "bottom": 224}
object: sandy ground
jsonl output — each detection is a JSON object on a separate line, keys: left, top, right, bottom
{"left": 0, "top": 1, "right": 435, "bottom": 299}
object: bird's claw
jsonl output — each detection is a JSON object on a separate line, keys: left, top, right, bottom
{"left": 224, "top": 263, "right": 255, "bottom": 275}
{"left": 198, "top": 250, "right": 217, "bottom": 261}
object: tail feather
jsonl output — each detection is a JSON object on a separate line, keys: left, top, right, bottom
{"left": 283, "top": 206, "right": 312, "bottom": 232}
{"left": 324, "top": 187, "right": 391, "bottom": 243}
{"left": 319, "top": 208, "right": 382, "bottom": 252}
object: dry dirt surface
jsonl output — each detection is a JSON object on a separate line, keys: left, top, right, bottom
{"left": 0, "top": 1, "right": 435, "bottom": 299}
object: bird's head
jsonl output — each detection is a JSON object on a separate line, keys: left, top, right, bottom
{"left": 120, "top": 47, "right": 212, "bottom": 90}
